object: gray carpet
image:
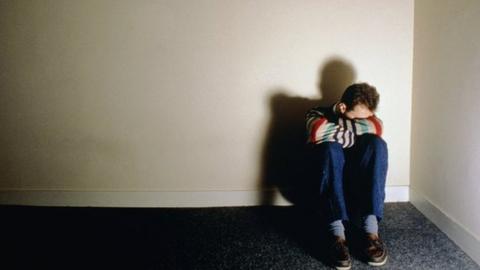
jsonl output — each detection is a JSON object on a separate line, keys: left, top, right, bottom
{"left": 2, "top": 202, "right": 479, "bottom": 269}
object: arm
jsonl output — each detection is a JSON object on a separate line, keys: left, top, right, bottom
{"left": 306, "top": 108, "right": 335, "bottom": 144}
{"left": 306, "top": 107, "right": 354, "bottom": 147}
{"left": 353, "top": 115, "right": 383, "bottom": 137}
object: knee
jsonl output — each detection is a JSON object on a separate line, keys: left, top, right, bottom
{"left": 312, "top": 142, "right": 345, "bottom": 186}
{"left": 322, "top": 141, "right": 344, "bottom": 155}
{"left": 313, "top": 142, "right": 345, "bottom": 164}
{"left": 360, "top": 134, "right": 387, "bottom": 153}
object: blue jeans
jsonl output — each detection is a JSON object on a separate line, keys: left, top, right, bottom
{"left": 309, "top": 134, "right": 388, "bottom": 223}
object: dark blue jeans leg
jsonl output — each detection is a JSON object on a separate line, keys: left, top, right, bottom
{"left": 344, "top": 134, "right": 388, "bottom": 222}
{"left": 310, "top": 142, "right": 349, "bottom": 223}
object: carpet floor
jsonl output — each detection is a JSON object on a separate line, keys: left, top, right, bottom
{"left": 2, "top": 202, "right": 479, "bottom": 269}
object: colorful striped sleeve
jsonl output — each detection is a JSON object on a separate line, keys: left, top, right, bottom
{"left": 306, "top": 108, "right": 327, "bottom": 144}
{"left": 306, "top": 107, "right": 352, "bottom": 146}
{"left": 353, "top": 115, "right": 383, "bottom": 137}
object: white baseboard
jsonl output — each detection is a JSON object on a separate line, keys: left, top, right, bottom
{"left": 0, "top": 186, "right": 409, "bottom": 207}
{"left": 385, "top": 185, "right": 410, "bottom": 202}
{"left": 410, "top": 188, "right": 480, "bottom": 266}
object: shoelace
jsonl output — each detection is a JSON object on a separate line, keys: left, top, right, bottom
{"left": 333, "top": 240, "right": 349, "bottom": 253}
{"left": 373, "top": 239, "right": 383, "bottom": 247}
{"left": 367, "top": 238, "right": 384, "bottom": 251}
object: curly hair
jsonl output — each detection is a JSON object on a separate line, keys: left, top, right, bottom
{"left": 340, "top": 83, "right": 379, "bottom": 112}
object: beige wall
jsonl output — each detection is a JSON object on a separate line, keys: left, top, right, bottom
{"left": 0, "top": 1, "right": 413, "bottom": 193}
{"left": 411, "top": 0, "right": 480, "bottom": 239}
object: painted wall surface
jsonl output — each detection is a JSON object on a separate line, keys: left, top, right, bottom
{"left": 411, "top": 0, "right": 480, "bottom": 239}
{"left": 0, "top": 1, "right": 413, "bottom": 196}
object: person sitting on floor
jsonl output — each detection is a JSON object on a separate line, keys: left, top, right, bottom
{"left": 305, "top": 82, "right": 388, "bottom": 269}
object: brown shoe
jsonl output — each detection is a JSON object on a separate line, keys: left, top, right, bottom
{"left": 330, "top": 236, "right": 352, "bottom": 270}
{"left": 364, "top": 233, "right": 388, "bottom": 266}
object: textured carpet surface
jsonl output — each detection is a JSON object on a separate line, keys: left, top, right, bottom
{"left": 2, "top": 202, "right": 479, "bottom": 269}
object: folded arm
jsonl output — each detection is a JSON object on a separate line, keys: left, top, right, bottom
{"left": 306, "top": 107, "right": 383, "bottom": 148}
{"left": 353, "top": 115, "right": 383, "bottom": 137}
{"left": 306, "top": 108, "right": 355, "bottom": 147}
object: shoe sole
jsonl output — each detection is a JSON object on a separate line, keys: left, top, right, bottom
{"left": 367, "top": 255, "right": 388, "bottom": 267}
{"left": 335, "top": 265, "right": 352, "bottom": 270}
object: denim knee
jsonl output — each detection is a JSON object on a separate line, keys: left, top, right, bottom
{"left": 323, "top": 141, "right": 344, "bottom": 152}
{"left": 359, "top": 134, "right": 387, "bottom": 153}
{"left": 313, "top": 142, "right": 345, "bottom": 182}
{"left": 318, "top": 142, "right": 345, "bottom": 165}
{"left": 310, "top": 142, "right": 345, "bottom": 179}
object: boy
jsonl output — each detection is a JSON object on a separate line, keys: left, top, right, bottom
{"left": 305, "top": 83, "right": 388, "bottom": 269}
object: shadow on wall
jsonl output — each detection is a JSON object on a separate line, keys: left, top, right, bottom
{"left": 260, "top": 57, "right": 356, "bottom": 209}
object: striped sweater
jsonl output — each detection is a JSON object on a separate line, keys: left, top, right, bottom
{"left": 305, "top": 103, "right": 383, "bottom": 148}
